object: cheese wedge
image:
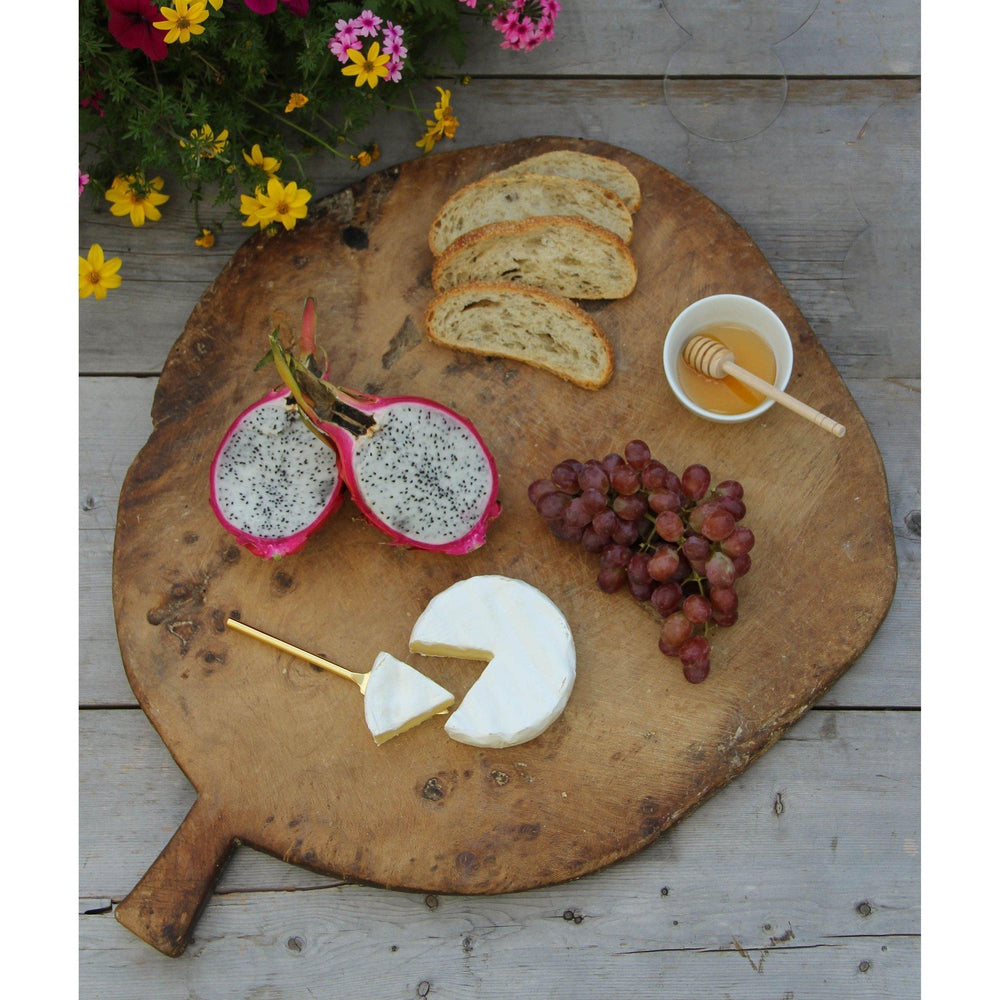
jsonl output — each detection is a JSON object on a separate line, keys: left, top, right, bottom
{"left": 409, "top": 576, "right": 576, "bottom": 748}
{"left": 362, "top": 651, "right": 455, "bottom": 746}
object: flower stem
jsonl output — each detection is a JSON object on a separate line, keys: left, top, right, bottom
{"left": 245, "top": 98, "right": 348, "bottom": 159}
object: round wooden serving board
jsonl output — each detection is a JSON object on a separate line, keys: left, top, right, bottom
{"left": 112, "top": 137, "right": 896, "bottom": 956}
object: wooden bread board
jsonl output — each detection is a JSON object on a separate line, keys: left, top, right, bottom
{"left": 111, "top": 137, "right": 897, "bottom": 956}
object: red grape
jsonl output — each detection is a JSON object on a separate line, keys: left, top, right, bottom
{"left": 649, "top": 490, "right": 682, "bottom": 514}
{"left": 591, "top": 508, "right": 618, "bottom": 537}
{"left": 600, "top": 543, "right": 632, "bottom": 569}
{"left": 660, "top": 611, "right": 693, "bottom": 648}
{"left": 627, "top": 551, "right": 652, "bottom": 586}
{"left": 651, "top": 582, "right": 683, "bottom": 616}
{"left": 683, "top": 594, "right": 713, "bottom": 624}
{"left": 705, "top": 551, "right": 736, "bottom": 588}
{"left": 721, "top": 526, "right": 755, "bottom": 557}
{"left": 581, "top": 526, "right": 608, "bottom": 553}
{"left": 702, "top": 509, "right": 737, "bottom": 542}
{"left": 654, "top": 510, "right": 684, "bottom": 543}
{"left": 537, "top": 491, "right": 571, "bottom": 519}
{"left": 597, "top": 567, "right": 627, "bottom": 593}
{"left": 682, "top": 534, "right": 711, "bottom": 562}
{"left": 682, "top": 659, "right": 711, "bottom": 683}
{"left": 647, "top": 545, "right": 681, "bottom": 581}
{"left": 610, "top": 464, "right": 641, "bottom": 495}
{"left": 612, "top": 518, "right": 641, "bottom": 546}
{"left": 715, "top": 480, "right": 744, "bottom": 500}
{"left": 681, "top": 464, "right": 711, "bottom": 501}
{"left": 564, "top": 497, "right": 593, "bottom": 528}
{"left": 580, "top": 488, "right": 610, "bottom": 516}
{"left": 613, "top": 493, "right": 648, "bottom": 521}
{"left": 624, "top": 439, "right": 652, "bottom": 470}
{"left": 709, "top": 586, "right": 738, "bottom": 615}
{"left": 578, "top": 461, "right": 610, "bottom": 493}
{"left": 551, "top": 460, "right": 581, "bottom": 491}
{"left": 528, "top": 478, "right": 558, "bottom": 506}
{"left": 641, "top": 460, "right": 670, "bottom": 490}
{"left": 678, "top": 635, "right": 710, "bottom": 664}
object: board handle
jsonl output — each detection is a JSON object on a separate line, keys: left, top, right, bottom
{"left": 115, "top": 794, "right": 236, "bottom": 957}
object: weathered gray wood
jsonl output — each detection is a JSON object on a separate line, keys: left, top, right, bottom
{"left": 79, "top": 2, "right": 919, "bottom": 989}
{"left": 80, "top": 708, "right": 918, "bottom": 997}
{"left": 79, "top": 79, "right": 919, "bottom": 381}
{"left": 457, "top": 0, "right": 920, "bottom": 77}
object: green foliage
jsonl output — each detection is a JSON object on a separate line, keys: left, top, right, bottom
{"left": 79, "top": 1, "right": 512, "bottom": 227}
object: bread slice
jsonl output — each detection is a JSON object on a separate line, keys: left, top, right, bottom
{"left": 496, "top": 151, "right": 642, "bottom": 213}
{"left": 432, "top": 217, "right": 637, "bottom": 300}
{"left": 428, "top": 173, "right": 633, "bottom": 256}
{"left": 424, "top": 282, "right": 614, "bottom": 389}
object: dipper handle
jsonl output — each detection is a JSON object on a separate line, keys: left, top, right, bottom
{"left": 682, "top": 335, "right": 846, "bottom": 438}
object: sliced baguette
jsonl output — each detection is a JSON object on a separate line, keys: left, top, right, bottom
{"left": 496, "top": 150, "right": 642, "bottom": 213}
{"left": 424, "top": 282, "right": 614, "bottom": 390}
{"left": 428, "top": 173, "right": 633, "bottom": 256}
{"left": 432, "top": 216, "right": 637, "bottom": 299}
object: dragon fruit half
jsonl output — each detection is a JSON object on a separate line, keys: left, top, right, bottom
{"left": 267, "top": 304, "right": 501, "bottom": 554}
{"left": 210, "top": 386, "right": 344, "bottom": 558}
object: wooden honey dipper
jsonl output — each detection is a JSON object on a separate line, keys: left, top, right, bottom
{"left": 682, "top": 335, "right": 846, "bottom": 438}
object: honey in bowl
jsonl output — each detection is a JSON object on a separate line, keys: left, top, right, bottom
{"left": 677, "top": 322, "right": 777, "bottom": 415}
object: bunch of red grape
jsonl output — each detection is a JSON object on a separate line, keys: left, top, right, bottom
{"left": 528, "top": 440, "right": 755, "bottom": 683}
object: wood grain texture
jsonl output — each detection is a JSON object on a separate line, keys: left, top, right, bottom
{"left": 109, "top": 138, "right": 896, "bottom": 955}
{"left": 80, "top": 708, "right": 919, "bottom": 997}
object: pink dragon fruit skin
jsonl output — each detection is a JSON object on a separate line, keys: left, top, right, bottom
{"left": 268, "top": 316, "right": 501, "bottom": 554}
{"left": 311, "top": 389, "right": 501, "bottom": 554}
{"left": 210, "top": 386, "right": 345, "bottom": 559}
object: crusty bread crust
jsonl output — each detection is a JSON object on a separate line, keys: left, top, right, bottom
{"left": 495, "top": 150, "right": 642, "bottom": 213}
{"left": 424, "top": 281, "right": 615, "bottom": 390}
{"left": 428, "top": 173, "right": 633, "bottom": 256}
{"left": 431, "top": 216, "right": 638, "bottom": 299}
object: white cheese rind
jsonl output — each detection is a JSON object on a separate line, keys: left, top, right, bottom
{"left": 363, "top": 651, "right": 454, "bottom": 746}
{"left": 408, "top": 575, "right": 576, "bottom": 748}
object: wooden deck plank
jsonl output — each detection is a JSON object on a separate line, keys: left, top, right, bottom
{"left": 79, "top": 707, "right": 918, "bottom": 996}
{"left": 79, "top": 78, "right": 919, "bottom": 381}
{"left": 456, "top": 0, "right": 920, "bottom": 78}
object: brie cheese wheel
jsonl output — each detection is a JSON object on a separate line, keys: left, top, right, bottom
{"left": 408, "top": 575, "right": 576, "bottom": 748}
{"left": 363, "top": 651, "right": 455, "bottom": 746}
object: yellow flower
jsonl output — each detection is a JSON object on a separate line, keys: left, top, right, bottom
{"left": 79, "top": 244, "right": 122, "bottom": 300}
{"left": 285, "top": 92, "right": 308, "bottom": 113}
{"left": 243, "top": 144, "right": 281, "bottom": 177}
{"left": 342, "top": 42, "right": 391, "bottom": 89}
{"left": 154, "top": 1, "right": 210, "bottom": 45}
{"left": 432, "top": 87, "right": 459, "bottom": 139}
{"left": 194, "top": 228, "right": 216, "bottom": 248}
{"left": 180, "top": 124, "right": 229, "bottom": 159}
{"left": 351, "top": 144, "right": 381, "bottom": 168}
{"left": 105, "top": 173, "right": 169, "bottom": 226}
{"left": 257, "top": 176, "right": 311, "bottom": 231}
{"left": 416, "top": 89, "right": 459, "bottom": 152}
{"left": 207, "top": 0, "right": 222, "bottom": 7}
{"left": 239, "top": 188, "right": 273, "bottom": 229}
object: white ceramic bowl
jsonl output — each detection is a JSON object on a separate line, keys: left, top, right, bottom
{"left": 663, "top": 294, "right": 794, "bottom": 424}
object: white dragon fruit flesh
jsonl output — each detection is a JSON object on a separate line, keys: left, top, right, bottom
{"left": 210, "top": 387, "right": 344, "bottom": 558}
{"left": 269, "top": 326, "right": 501, "bottom": 554}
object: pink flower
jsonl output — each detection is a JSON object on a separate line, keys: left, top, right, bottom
{"left": 355, "top": 10, "right": 382, "bottom": 37}
{"left": 384, "top": 56, "right": 403, "bottom": 83}
{"left": 243, "top": 0, "right": 310, "bottom": 15}
{"left": 382, "top": 20, "right": 404, "bottom": 45}
{"left": 105, "top": 0, "right": 168, "bottom": 62}
{"left": 384, "top": 36, "right": 407, "bottom": 60}
{"left": 79, "top": 170, "right": 90, "bottom": 196}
